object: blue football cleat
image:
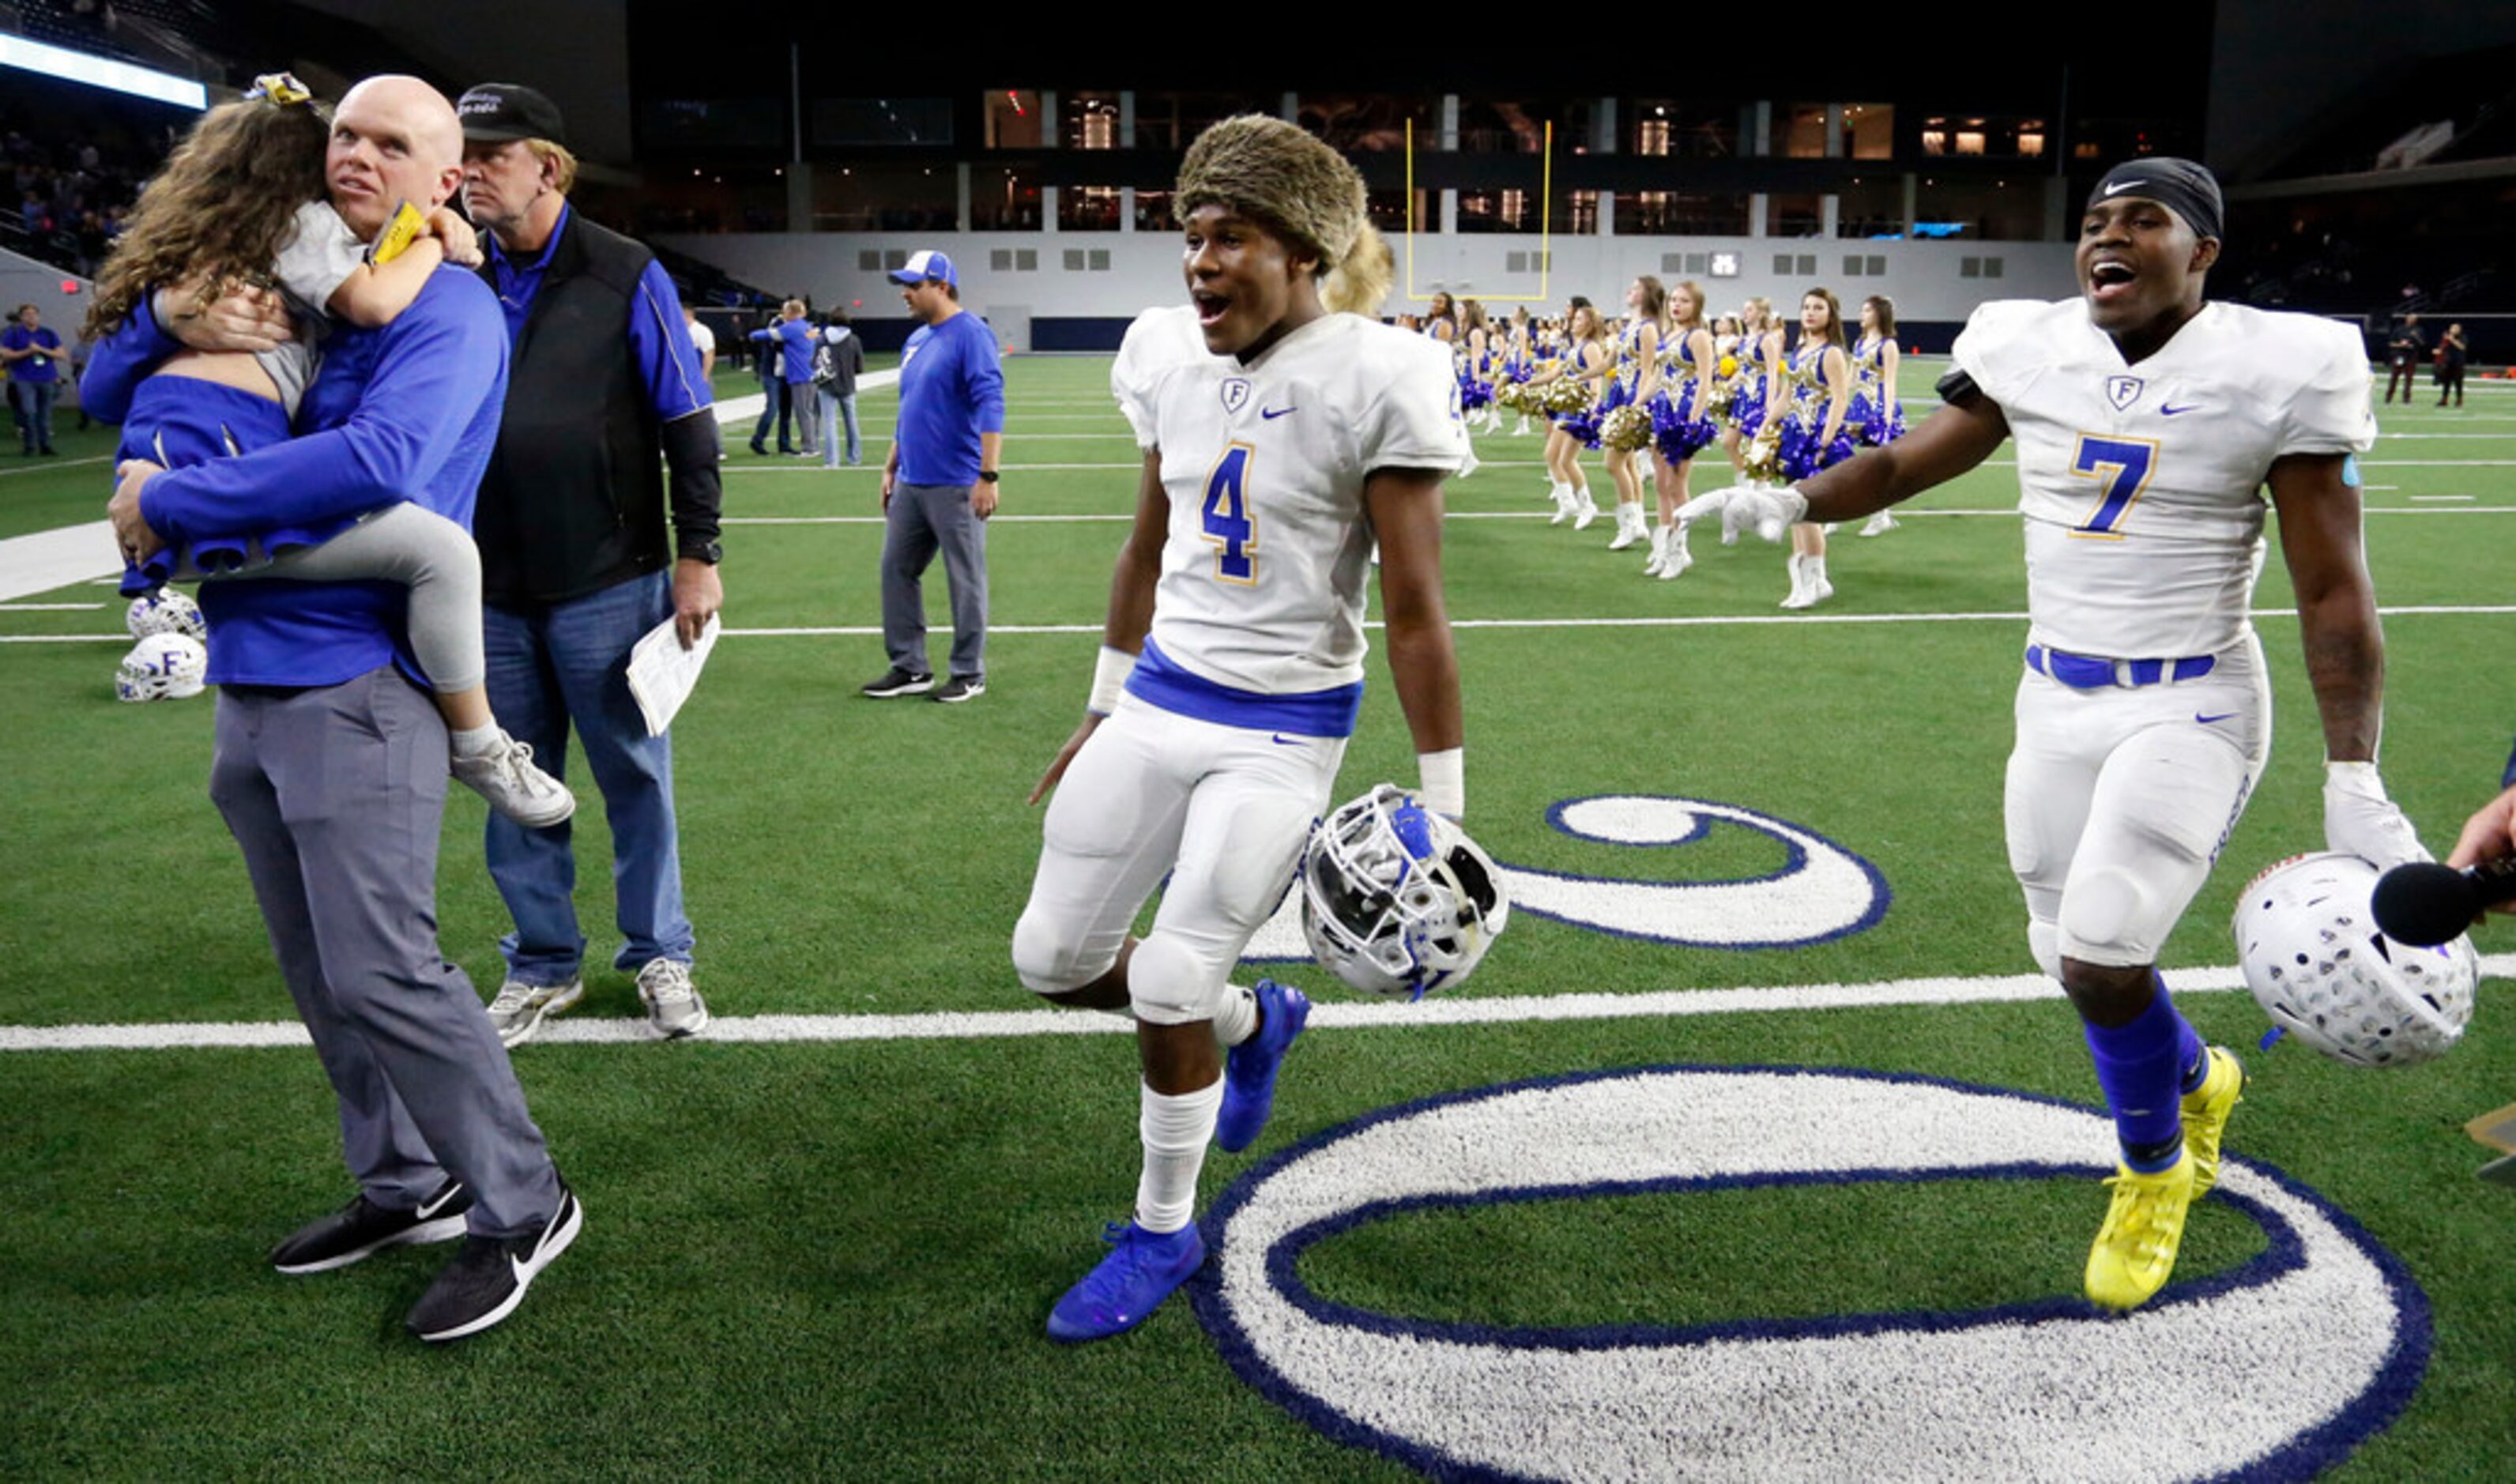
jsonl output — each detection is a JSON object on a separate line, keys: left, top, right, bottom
{"left": 1045, "top": 1220, "right": 1206, "bottom": 1343}
{"left": 1215, "top": 979, "right": 1310, "bottom": 1153}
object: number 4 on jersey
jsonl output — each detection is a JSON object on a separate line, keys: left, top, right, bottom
{"left": 2069, "top": 435, "right": 2157, "bottom": 539}
{"left": 1202, "top": 441, "right": 1258, "bottom": 582}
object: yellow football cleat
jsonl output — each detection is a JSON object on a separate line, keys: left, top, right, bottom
{"left": 2180, "top": 1045, "right": 2246, "bottom": 1198}
{"left": 2085, "top": 1154, "right": 2198, "bottom": 1311}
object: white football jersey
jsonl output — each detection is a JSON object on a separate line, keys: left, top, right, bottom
{"left": 1112, "top": 306, "right": 1471, "bottom": 697}
{"left": 1953, "top": 298, "right": 2375, "bottom": 657}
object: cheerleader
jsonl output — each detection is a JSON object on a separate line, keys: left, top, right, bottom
{"left": 1599, "top": 276, "right": 1668, "bottom": 552}
{"left": 1645, "top": 279, "right": 1719, "bottom": 579}
{"left": 1720, "top": 296, "right": 1786, "bottom": 480}
{"left": 1424, "top": 290, "right": 1459, "bottom": 346}
{"left": 1458, "top": 299, "right": 1499, "bottom": 433}
{"left": 1849, "top": 295, "right": 1905, "bottom": 536}
{"left": 1774, "top": 288, "right": 1855, "bottom": 609}
{"left": 1523, "top": 298, "right": 1610, "bottom": 527}
{"left": 1501, "top": 306, "right": 1538, "bottom": 435}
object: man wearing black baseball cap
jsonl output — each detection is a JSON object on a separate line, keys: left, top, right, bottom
{"left": 1677, "top": 155, "right": 2411, "bottom": 1315}
{"left": 456, "top": 82, "right": 727, "bottom": 1045}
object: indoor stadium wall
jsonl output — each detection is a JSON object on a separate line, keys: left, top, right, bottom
{"left": 653, "top": 232, "right": 2077, "bottom": 353}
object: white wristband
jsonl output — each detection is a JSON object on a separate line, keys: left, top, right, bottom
{"left": 1087, "top": 645, "right": 1135, "bottom": 717}
{"left": 1417, "top": 748, "right": 1465, "bottom": 819}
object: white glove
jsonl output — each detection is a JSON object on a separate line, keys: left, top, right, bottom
{"left": 2324, "top": 760, "right": 2431, "bottom": 868}
{"left": 1672, "top": 484, "right": 1808, "bottom": 545}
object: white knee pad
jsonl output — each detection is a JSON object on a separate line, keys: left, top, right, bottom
{"left": 2057, "top": 864, "right": 2156, "bottom": 969}
{"left": 2025, "top": 917, "right": 2063, "bottom": 981}
{"left": 1011, "top": 905, "right": 1117, "bottom": 996}
{"left": 1126, "top": 930, "right": 1230, "bottom": 1026}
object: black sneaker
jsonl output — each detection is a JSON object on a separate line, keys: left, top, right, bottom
{"left": 405, "top": 1181, "right": 582, "bottom": 1343}
{"left": 861, "top": 666, "right": 934, "bottom": 698}
{"left": 269, "top": 1178, "right": 471, "bottom": 1274}
{"left": 932, "top": 676, "right": 987, "bottom": 704}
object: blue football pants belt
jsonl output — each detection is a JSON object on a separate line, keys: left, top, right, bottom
{"left": 2024, "top": 643, "right": 2217, "bottom": 690}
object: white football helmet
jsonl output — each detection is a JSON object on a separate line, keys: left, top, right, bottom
{"left": 115, "top": 632, "right": 209, "bottom": 702}
{"left": 126, "top": 587, "right": 205, "bottom": 641}
{"left": 2232, "top": 851, "right": 2478, "bottom": 1068}
{"left": 1299, "top": 783, "right": 1509, "bottom": 1000}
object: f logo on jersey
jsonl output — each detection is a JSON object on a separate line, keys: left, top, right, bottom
{"left": 1220, "top": 377, "right": 1252, "bottom": 415}
{"left": 2105, "top": 375, "right": 2144, "bottom": 410}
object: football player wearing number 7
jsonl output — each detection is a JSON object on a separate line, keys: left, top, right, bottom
{"left": 1011, "top": 115, "right": 1472, "bottom": 1342}
{"left": 1677, "top": 157, "right": 2428, "bottom": 1311}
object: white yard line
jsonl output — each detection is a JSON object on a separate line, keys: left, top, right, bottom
{"left": 32, "top": 955, "right": 2516, "bottom": 1052}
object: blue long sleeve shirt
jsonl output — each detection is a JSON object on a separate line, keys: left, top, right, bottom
{"left": 748, "top": 318, "right": 815, "bottom": 384}
{"left": 894, "top": 311, "right": 1004, "bottom": 488}
{"left": 87, "top": 269, "right": 510, "bottom": 686}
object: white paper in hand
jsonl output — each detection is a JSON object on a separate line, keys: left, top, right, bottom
{"left": 626, "top": 613, "right": 719, "bottom": 736}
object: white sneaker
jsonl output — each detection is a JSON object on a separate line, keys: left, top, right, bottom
{"left": 1658, "top": 531, "right": 1693, "bottom": 580}
{"left": 1606, "top": 505, "right": 1643, "bottom": 551}
{"left": 1859, "top": 510, "right": 1899, "bottom": 537}
{"left": 453, "top": 733, "right": 576, "bottom": 829}
{"left": 1549, "top": 484, "right": 1573, "bottom": 525}
{"left": 1572, "top": 490, "right": 1599, "bottom": 531}
{"left": 485, "top": 975, "right": 584, "bottom": 1048}
{"left": 1644, "top": 525, "right": 1671, "bottom": 575}
{"left": 1780, "top": 554, "right": 1811, "bottom": 609}
{"left": 636, "top": 959, "right": 710, "bottom": 1039}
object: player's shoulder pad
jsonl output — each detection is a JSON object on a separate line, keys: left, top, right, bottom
{"left": 1950, "top": 298, "right": 2075, "bottom": 402}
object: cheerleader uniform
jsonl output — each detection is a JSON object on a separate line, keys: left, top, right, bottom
{"left": 1847, "top": 333, "right": 1905, "bottom": 446}
{"left": 1651, "top": 330, "right": 1719, "bottom": 465}
{"left": 1551, "top": 343, "right": 1606, "bottom": 450}
{"left": 1776, "top": 341, "right": 1858, "bottom": 483}
{"left": 1728, "top": 329, "right": 1772, "bottom": 443}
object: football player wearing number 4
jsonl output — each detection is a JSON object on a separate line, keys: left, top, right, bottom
{"left": 1012, "top": 115, "right": 1472, "bottom": 1343}
{"left": 1678, "top": 157, "right": 2430, "bottom": 1311}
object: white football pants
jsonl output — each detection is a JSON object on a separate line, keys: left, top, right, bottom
{"left": 1013, "top": 694, "right": 1347, "bottom": 1025}
{"left": 2004, "top": 632, "right": 2272, "bottom": 975}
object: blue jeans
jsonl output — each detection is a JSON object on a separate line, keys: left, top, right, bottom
{"left": 482, "top": 569, "right": 695, "bottom": 985}
{"left": 9, "top": 379, "right": 56, "bottom": 451}
{"left": 820, "top": 390, "right": 861, "bottom": 465}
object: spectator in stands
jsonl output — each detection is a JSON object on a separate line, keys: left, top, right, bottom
{"left": 454, "top": 81, "right": 725, "bottom": 1044}
{"left": 2385, "top": 315, "right": 2424, "bottom": 405}
{"left": 2, "top": 303, "right": 63, "bottom": 455}
{"left": 2436, "top": 322, "right": 2468, "bottom": 408}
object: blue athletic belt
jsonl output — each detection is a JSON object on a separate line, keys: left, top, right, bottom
{"left": 2024, "top": 643, "right": 2217, "bottom": 690}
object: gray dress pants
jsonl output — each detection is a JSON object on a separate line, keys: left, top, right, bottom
{"left": 209, "top": 667, "right": 561, "bottom": 1237}
{"left": 881, "top": 481, "right": 989, "bottom": 680}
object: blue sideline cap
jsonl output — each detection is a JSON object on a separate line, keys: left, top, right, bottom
{"left": 889, "top": 250, "right": 959, "bottom": 287}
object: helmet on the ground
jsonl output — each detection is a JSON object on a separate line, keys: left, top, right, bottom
{"left": 126, "top": 587, "right": 205, "bottom": 641}
{"left": 115, "top": 632, "right": 208, "bottom": 702}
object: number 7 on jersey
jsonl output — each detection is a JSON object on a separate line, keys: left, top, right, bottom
{"left": 2068, "top": 435, "right": 2157, "bottom": 539}
{"left": 1201, "top": 441, "right": 1258, "bottom": 583}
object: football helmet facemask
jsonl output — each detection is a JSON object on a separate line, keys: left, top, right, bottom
{"left": 115, "top": 632, "right": 209, "bottom": 702}
{"left": 2232, "top": 850, "right": 2478, "bottom": 1068}
{"left": 126, "top": 587, "right": 205, "bottom": 642}
{"left": 1300, "top": 783, "right": 1509, "bottom": 1000}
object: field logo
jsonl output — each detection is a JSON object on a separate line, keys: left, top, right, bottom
{"left": 1193, "top": 1067, "right": 2429, "bottom": 1482}
{"left": 1242, "top": 795, "right": 1887, "bottom": 961}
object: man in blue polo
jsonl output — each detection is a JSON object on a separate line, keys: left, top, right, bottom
{"left": 92, "top": 75, "right": 576, "bottom": 1344}
{"left": 2, "top": 301, "right": 63, "bottom": 454}
{"left": 456, "top": 81, "right": 724, "bottom": 1046}
{"left": 748, "top": 298, "right": 817, "bottom": 457}
{"left": 864, "top": 249, "right": 1003, "bottom": 704}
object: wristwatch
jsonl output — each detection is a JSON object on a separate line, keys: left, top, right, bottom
{"left": 682, "top": 539, "right": 723, "bottom": 565}
{"left": 977, "top": 470, "right": 1000, "bottom": 484}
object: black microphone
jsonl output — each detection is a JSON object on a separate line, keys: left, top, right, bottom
{"left": 2371, "top": 856, "right": 2516, "bottom": 946}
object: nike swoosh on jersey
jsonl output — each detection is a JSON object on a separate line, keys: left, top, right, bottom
{"left": 2160, "top": 404, "right": 2199, "bottom": 416}
{"left": 1260, "top": 405, "right": 1298, "bottom": 420}
{"left": 2196, "top": 713, "right": 2237, "bottom": 725}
